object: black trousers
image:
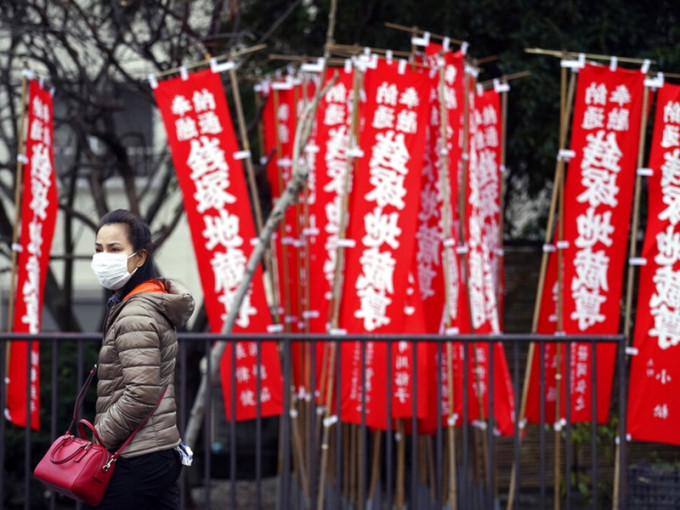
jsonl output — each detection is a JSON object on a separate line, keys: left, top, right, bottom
{"left": 83, "top": 448, "right": 182, "bottom": 509}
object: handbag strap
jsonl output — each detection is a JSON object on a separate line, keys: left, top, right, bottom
{"left": 67, "top": 364, "right": 98, "bottom": 434}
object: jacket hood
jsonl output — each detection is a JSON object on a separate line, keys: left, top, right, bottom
{"left": 108, "top": 278, "right": 195, "bottom": 330}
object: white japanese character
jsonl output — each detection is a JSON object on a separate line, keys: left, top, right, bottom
{"left": 655, "top": 225, "right": 680, "bottom": 265}
{"left": 399, "top": 87, "right": 420, "bottom": 109}
{"left": 609, "top": 85, "right": 631, "bottom": 106}
{"left": 662, "top": 125, "right": 680, "bottom": 148}
{"left": 203, "top": 210, "right": 243, "bottom": 250}
{"left": 575, "top": 207, "right": 614, "bottom": 248}
{"left": 570, "top": 286, "right": 607, "bottom": 330}
{"left": 664, "top": 101, "right": 680, "bottom": 124}
{"left": 362, "top": 207, "right": 401, "bottom": 249}
{"left": 585, "top": 83, "right": 608, "bottom": 105}
{"left": 376, "top": 82, "right": 398, "bottom": 105}
{"left": 170, "top": 95, "right": 193, "bottom": 117}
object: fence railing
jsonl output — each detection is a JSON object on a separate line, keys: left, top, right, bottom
{"left": 0, "top": 332, "right": 630, "bottom": 510}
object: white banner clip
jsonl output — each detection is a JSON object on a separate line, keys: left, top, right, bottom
{"left": 148, "top": 74, "right": 159, "bottom": 89}
{"left": 493, "top": 79, "right": 510, "bottom": 93}
{"left": 179, "top": 66, "right": 189, "bottom": 81}
{"left": 210, "top": 58, "right": 235, "bottom": 73}
{"left": 636, "top": 167, "right": 653, "bottom": 176}
{"left": 644, "top": 73, "right": 664, "bottom": 89}
{"left": 641, "top": 59, "right": 651, "bottom": 74}
{"left": 625, "top": 346, "right": 639, "bottom": 356}
{"left": 558, "top": 149, "right": 576, "bottom": 162}
{"left": 301, "top": 57, "right": 325, "bottom": 73}
{"left": 561, "top": 53, "right": 585, "bottom": 70}
{"left": 411, "top": 31, "right": 430, "bottom": 47}
{"left": 323, "top": 415, "right": 338, "bottom": 428}
{"left": 233, "top": 150, "right": 251, "bottom": 160}
{"left": 628, "top": 257, "right": 647, "bottom": 266}
{"left": 336, "top": 238, "right": 356, "bottom": 248}
{"left": 266, "top": 324, "right": 284, "bottom": 334}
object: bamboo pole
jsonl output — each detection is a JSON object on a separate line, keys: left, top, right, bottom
{"left": 525, "top": 47, "right": 655, "bottom": 66}
{"left": 395, "top": 419, "right": 406, "bottom": 509}
{"left": 316, "top": 58, "right": 362, "bottom": 510}
{"left": 506, "top": 64, "right": 578, "bottom": 510}
{"left": 478, "top": 71, "right": 532, "bottom": 91}
{"left": 5, "top": 67, "right": 30, "bottom": 396}
{"left": 271, "top": 85, "right": 294, "bottom": 332}
{"left": 436, "top": 56, "right": 460, "bottom": 510}
{"left": 227, "top": 61, "right": 283, "bottom": 321}
{"left": 612, "top": 80, "right": 651, "bottom": 510}
{"left": 383, "top": 21, "right": 465, "bottom": 46}
{"left": 151, "top": 44, "right": 267, "bottom": 80}
{"left": 461, "top": 61, "right": 493, "bottom": 492}
{"left": 367, "top": 429, "right": 382, "bottom": 506}
{"left": 497, "top": 77, "right": 509, "bottom": 321}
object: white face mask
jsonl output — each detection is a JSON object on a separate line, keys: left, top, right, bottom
{"left": 91, "top": 252, "right": 138, "bottom": 290}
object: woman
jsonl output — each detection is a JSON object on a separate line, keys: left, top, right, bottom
{"left": 85, "top": 209, "right": 195, "bottom": 509}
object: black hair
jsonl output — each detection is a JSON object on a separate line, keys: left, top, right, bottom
{"left": 96, "top": 209, "right": 159, "bottom": 295}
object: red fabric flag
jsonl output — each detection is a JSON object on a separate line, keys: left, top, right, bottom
{"left": 560, "top": 63, "right": 645, "bottom": 423}
{"left": 339, "top": 58, "right": 430, "bottom": 429}
{"left": 417, "top": 46, "right": 466, "bottom": 334}
{"left": 265, "top": 79, "right": 302, "bottom": 332}
{"left": 627, "top": 82, "right": 680, "bottom": 444}
{"left": 305, "top": 68, "right": 355, "bottom": 402}
{"left": 465, "top": 87, "right": 516, "bottom": 435}
{"left": 153, "top": 68, "right": 283, "bottom": 421}
{"left": 7, "top": 80, "right": 58, "bottom": 431}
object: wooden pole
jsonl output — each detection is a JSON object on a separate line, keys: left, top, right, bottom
{"left": 5, "top": 67, "right": 30, "bottom": 394}
{"left": 395, "top": 419, "right": 406, "bottom": 509}
{"left": 506, "top": 64, "right": 577, "bottom": 510}
{"left": 435, "top": 56, "right": 459, "bottom": 510}
{"left": 460, "top": 62, "right": 493, "bottom": 493}
{"left": 383, "top": 21, "right": 465, "bottom": 46}
{"left": 316, "top": 56, "right": 362, "bottom": 510}
{"left": 612, "top": 80, "right": 651, "bottom": 510}
{"left": 525, "top": 47, "right": 654, "bottom": 66}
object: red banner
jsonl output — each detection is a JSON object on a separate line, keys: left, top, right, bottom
{"left": 465, "top": 86, "right": 515, "bottom": 435}
{"left": 262, "top": 78, "right": 302, "bottom": 331}
{"left": 415, "top": 45, "right": 470, "bottom": 433}
{"left": 417, "top": 46, "right": 466, "bottom": 334}
{"left": 527, "top": 64, "right": 645, "bottom": 425}
{"left": 153, "top": 68, "right": 283, "bottom": 421}
{"left": 561, "top": 63, "right": 644, "bottom": 423}
{"left": 339, "top": 58, "right": 431, "bottom": 429}
{"left": 627, "top": 82, "right": 680, "bottom": 444}
{"left": 304, "top": 68, "right": 355, "bottom": 402}
{"left": 7, "top": 80, "right": 58, "bottom": 430}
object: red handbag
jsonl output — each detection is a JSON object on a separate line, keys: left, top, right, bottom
{"left": 34, "top": 365, "right": 167, "bottom": 506}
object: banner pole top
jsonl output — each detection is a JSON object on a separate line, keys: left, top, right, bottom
{"left": 383, "top": 21, "right": 464, "bottom": 46}
{"left": 525, "top": 47, "right": 656, "bottom": 66}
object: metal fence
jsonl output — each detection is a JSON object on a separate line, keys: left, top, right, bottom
{"left": 0, "top": 332, "right": 630, "bottom": 510}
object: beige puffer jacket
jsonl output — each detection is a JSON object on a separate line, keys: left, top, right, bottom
{"left": 94, "top": 278, "right": 195, "bottom": 458}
